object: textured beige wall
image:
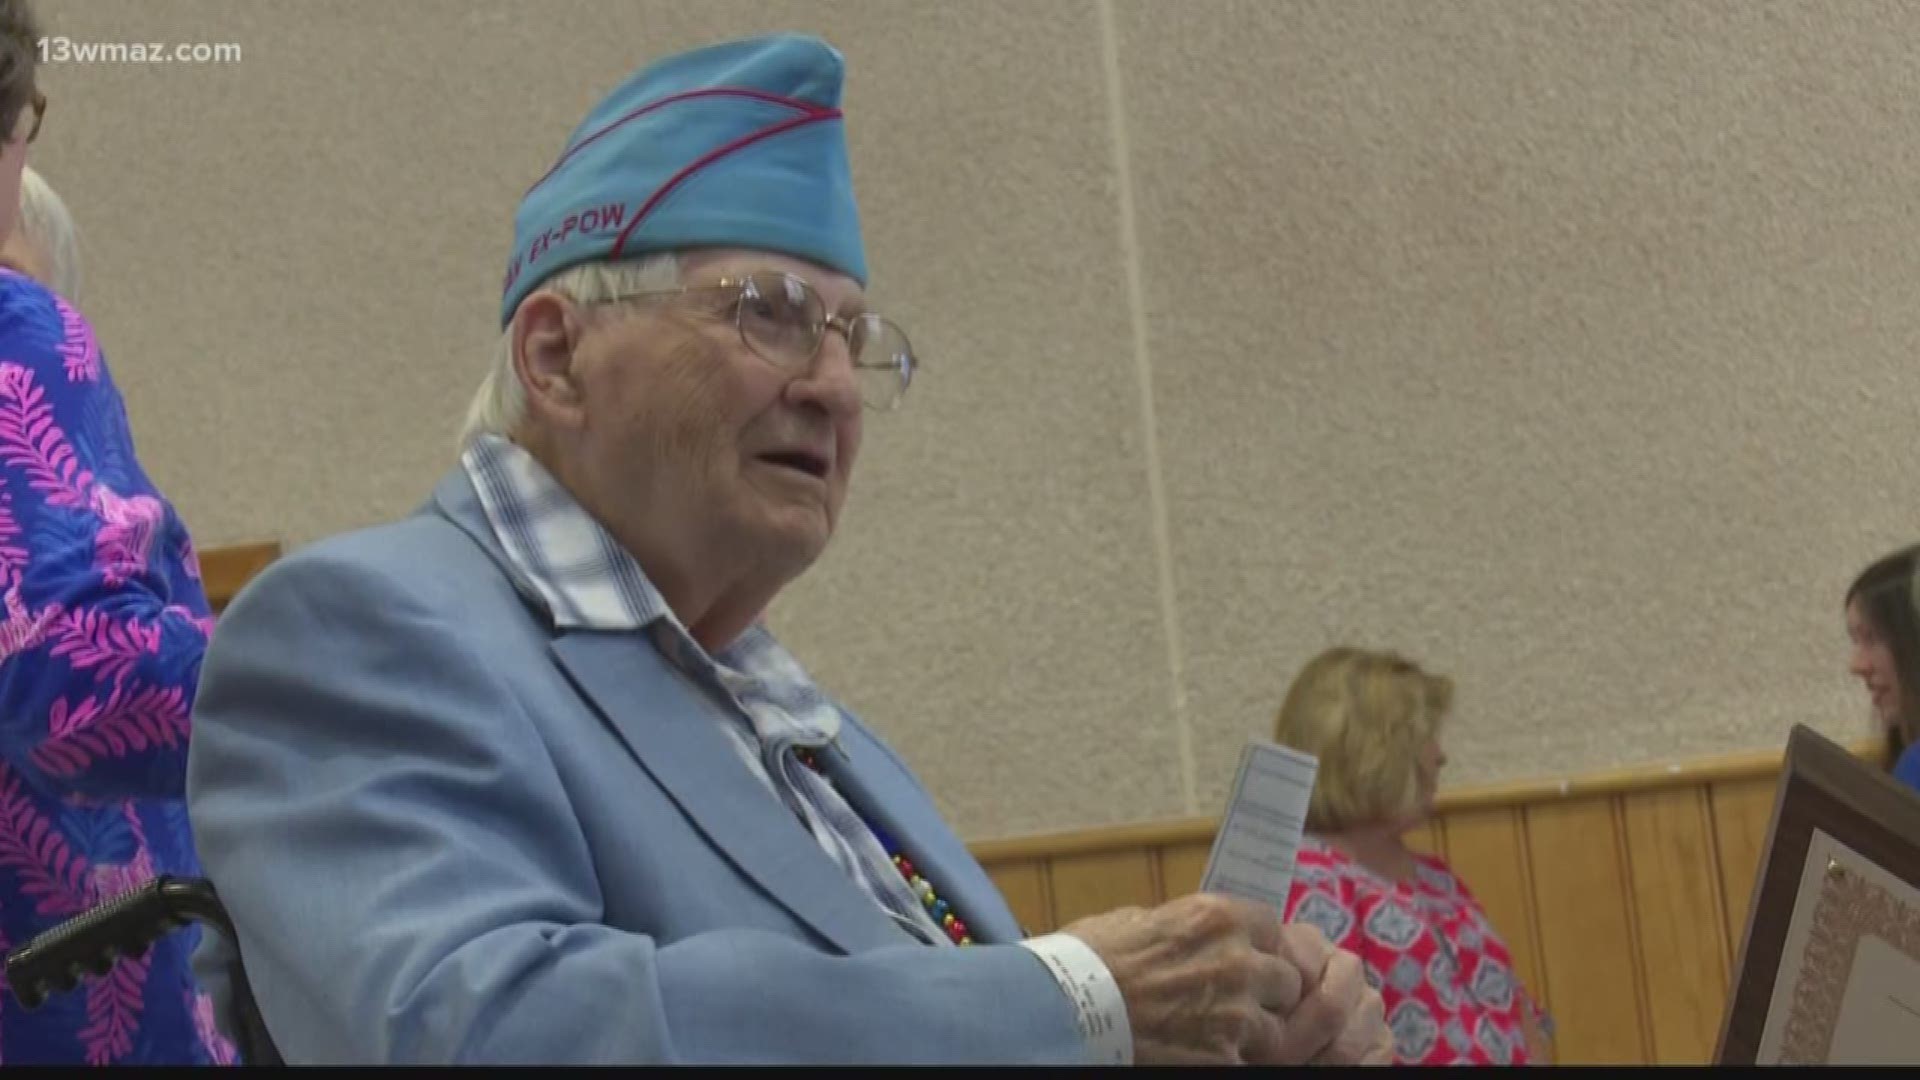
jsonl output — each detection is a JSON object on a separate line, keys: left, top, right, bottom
{"left": 29, "top": 0, "right": 1914, "bottom": 840}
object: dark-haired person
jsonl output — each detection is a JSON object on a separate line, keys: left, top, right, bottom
{"left": 1843, "top": 544, "right": 1920, "bottom": 792}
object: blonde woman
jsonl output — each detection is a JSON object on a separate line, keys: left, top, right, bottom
{"left": 1276, "top": 647, "right": 1552, "bottom": 1065}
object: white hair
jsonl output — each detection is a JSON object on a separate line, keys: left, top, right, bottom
{"left": 458, "top": 253, "right": 682, "bottom": 448}
{"left": 17, "top": 166, "right": 80, "bottom": 303}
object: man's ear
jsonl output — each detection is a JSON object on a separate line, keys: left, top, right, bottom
{"left": 512, "top": 292, "right": 588, "bottom": 427}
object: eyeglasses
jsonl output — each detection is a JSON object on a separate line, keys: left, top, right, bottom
{"left": 605, "top": 271, "right": 918, "bottom": 411}
{"left": 9, "top": 90, "right": 44, "bottom": 145}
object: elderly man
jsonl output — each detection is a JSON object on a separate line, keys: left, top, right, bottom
{"left": 186, "top": 34, "right": 1390, "bottom": 1065}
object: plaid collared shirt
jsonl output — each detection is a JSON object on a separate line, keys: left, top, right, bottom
{"left": 461, "top": 434, "right": 950, "bottom": 948}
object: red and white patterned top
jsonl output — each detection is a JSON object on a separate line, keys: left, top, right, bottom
{"left": 1283, "top": 837, "right": 1547, "bottom": 1065}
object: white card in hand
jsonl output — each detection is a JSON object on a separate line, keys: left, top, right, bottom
{"left": 1199, "top": 738, "right": 1318, "bottom": 912}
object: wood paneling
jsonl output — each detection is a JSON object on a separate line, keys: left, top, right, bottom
{"left": 1708, "top": 776, "right": 1779, "bottom": 962}
{"left": 1525, "top": 799, "right": 1648, "bottom": 1063}
{"left": 966, "top": 740, "right": 1886, "bottom": 1065}
{"left": 1046, "top": 850, "right": 1158, "bottom": 926}
{"left": 1155, "top": 839, "right": 1211, "bottom": 900}
{"left": 200, "top": 541, "right": 283, "bottom": 612}
{"left": 986, "top": 861, "right": 1053, "bottom": 936}
{"left": 1621, "top": 788, "right": 1729, "bottom": 1063}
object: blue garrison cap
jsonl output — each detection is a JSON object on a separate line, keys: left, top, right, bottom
{"left": 500, "top": 33, "right": 867, "bottom": 327}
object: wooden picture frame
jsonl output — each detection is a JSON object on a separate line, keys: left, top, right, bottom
{"left": 1715, "top": 723, "right": 1920, "bottom": 1064}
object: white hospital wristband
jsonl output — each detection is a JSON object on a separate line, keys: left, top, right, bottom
{"left": 1018, "top": 932, "right": 1133, "bottom": 1065}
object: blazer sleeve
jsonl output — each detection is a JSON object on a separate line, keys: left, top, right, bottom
{"left": 186, "top": 546, "right": 1086, "bottom": 1065}
{"left": 0, "top": 280, "right": 211, "bottom": 802}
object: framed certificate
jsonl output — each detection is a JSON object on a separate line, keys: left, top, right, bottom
{"left": 1716, "top": 724, "right": 1920, "bottom": 1065}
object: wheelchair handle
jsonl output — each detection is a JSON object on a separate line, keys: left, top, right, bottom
{"left": 5, "top": 875, "right": 234, "bottom": 1011}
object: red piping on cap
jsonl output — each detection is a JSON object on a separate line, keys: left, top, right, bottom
{"left": 607, "top": 109, "right": 842, "bottom": 259}
{"left": 523, "top": 87, "right": 833, "bottom": 198}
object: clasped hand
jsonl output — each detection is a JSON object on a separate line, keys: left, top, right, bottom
{"left": 1064, "top": 893, "right": 1391, "bottom": 1066}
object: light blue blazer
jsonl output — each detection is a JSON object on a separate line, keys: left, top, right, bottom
{"left": 185, "top": 468, "right": 1085, "bottom": 1064}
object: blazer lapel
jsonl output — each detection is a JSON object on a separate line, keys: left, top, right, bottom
{"left": 549, "top": 630, "right": 893, "bottom": 956}
{"left": 431, "top": 464, "right": 936, "bottom": 954}
{"left": 817, "top": 731, "right": 1025, "bottom": 945}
